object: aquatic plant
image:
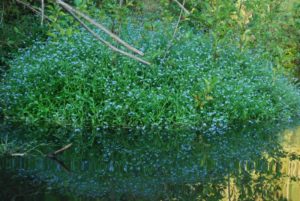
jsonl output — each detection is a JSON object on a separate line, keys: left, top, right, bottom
{"left": 1, "top": 23, "right": 300, "bottom": 132}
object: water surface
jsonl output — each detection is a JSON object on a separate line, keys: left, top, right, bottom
{"left": 1, "top": 124, "right": 300, "bottom": 200}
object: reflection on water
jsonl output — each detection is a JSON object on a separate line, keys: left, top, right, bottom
{"left": 1, "top": 124, "right": 300, "bottom": 200}
{"left": 280, "top": 126, "right": 300, "bottom": 201}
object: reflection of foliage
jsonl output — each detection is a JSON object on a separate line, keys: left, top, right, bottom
{"left": 0, "top": 124, "right": 50, "bottom": 156}
{"left": 0, "top": 171, "right": 51, "bottom": 201}
{"left": 0, "top": 123, "right": 296, "bottom": 200}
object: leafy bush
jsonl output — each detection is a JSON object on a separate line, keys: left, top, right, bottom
{"left": 1, "top": 23, "right": 300, "bottom": 132}
{"left": 175, "top": 0, "right": 300, "bottom": 74}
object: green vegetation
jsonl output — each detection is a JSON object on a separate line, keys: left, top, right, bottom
{"left": 0, "top": 135, "right": 43, "bottom": 156}
{"left": 169, "top": 0, "right": 300, "bottom": 74}
{"left": 0, "top": 1, "right": 47, "bottom": 77}
{"left": 1, "top": 23, "right": 300, "bottom": 132}
{"left": 1, "top": 1, "right": 300, "bottom": 199}
{"left": 0, "top": 137, "right": 17, "bottom": 156}
{"left": 0, "top": 123, "right": 47, "bottom": 156}
{"left": 0, "top": 0, "right": 300, "bottom": 136}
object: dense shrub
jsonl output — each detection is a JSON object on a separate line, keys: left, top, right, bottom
{"left": 1, "top": 24, "right": 300, "bottom": 132}
{"left": 157, "top": 0, "right": 300, "bottom": 74}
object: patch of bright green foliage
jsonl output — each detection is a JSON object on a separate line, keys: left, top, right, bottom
{"left": 1, "top": 23, "right": 300, "bottom": 131}
{"left": 161, "top": 0, "right": 300, "bottom": 74}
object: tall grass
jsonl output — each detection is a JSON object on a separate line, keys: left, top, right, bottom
{"left": 1, "top": 23, "right": 300, "bottom": 132}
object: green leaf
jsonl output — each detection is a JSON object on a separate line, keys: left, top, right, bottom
{"left": 13, "top": 27, "right": 20, "bottom": 34}
{"left": 74, "top": 0, "right": 83, "bottom": 6}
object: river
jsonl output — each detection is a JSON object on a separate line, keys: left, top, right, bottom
{"left": 1, "top": 123, "right": 300, "bottom": 200}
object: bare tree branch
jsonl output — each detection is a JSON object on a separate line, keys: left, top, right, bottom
{"left": 0, "top": 1, "right": 4, "bottom": 25}
{"left": 48, "top": 143, "right": 72, "bottom": 157}
{"left": 163, "top": 0, "right": 185, "bottom": 61}
{"left": 41, "top": 0, "right": 44, "bottom": 25}
{"left": 56, "top": 0, "right": 144, "bottom": 56}
{"left": 16, "top": 0, "right": 52, "bottom": 22}
{"left": 64, "top": 6, "right": 150, "bottom": 65}
{"left": 119, "top": 0, "right": 124, "bottom": 7}
{"left": 173, "top": 0, "right": 190, "bottom": 15}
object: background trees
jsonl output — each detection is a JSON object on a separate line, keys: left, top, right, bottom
{"left": 1, "top": 0, "right": 299, "bottom": 75}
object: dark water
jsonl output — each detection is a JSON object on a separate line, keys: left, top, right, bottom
{"left": 1, "top": 124, "right": 300, "bottom": 201}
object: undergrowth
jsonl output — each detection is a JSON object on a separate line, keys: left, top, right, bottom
{"left": 1, "top": 23, "right": 300, "bottom": 133}
{"left": 0, "top": 15, "right": 47, "bottom": 78}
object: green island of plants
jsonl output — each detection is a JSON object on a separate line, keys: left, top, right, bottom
{"left": 1, "top": 2, "right": 300, "bottom": 199}
{"left": 1, "top": 22, "right": 300, "bottom": 133}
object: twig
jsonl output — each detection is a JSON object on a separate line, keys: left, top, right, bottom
{"left": 56, "top": 0, "right": 144, "bottom": 56}
{"left": 11, "top": 153, "right": 26, "bottom": 157}
{"left": 162, "top": 0, "right": 185, "bottom": 61}
{"left": 118, "top": 0, "right": 124, "bottom": 35}
{"left": 16, "top": 0, "right": 52, "bottom": 22}
{"left": 10, "top": 143, "right": 48, "bottom": 157}
{"left": 173, "top": 0, "right": 190, "bottom": 15}
{"left": 47, "top": 143, "right": 72, "bottom": 157}
{"left": 41, "top": 0, "right": 44, "bottom": 25}
{"left": 64, "top": 7, "right": 150, "bottom": 65}
{"left": 0, "top": 1, "right": 4, "bottom": 26}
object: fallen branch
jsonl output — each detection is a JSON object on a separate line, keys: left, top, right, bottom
{"left": 56, "top": 0, "right": 144, "bottom": 56}
{"left": 10, "top": 143, "right": 48, "bottom": 157}
{"left": 11, "top": 153, "right": 26, "bottom": 157}
{"left": 47, "top": 143, "right": 72, "bottom": 158}
{"left": 16, "top": 0, "right": 52, "bottom": 22}
{"left": 173, "top": 0, "right": 190, "bottom": 15}
{"left": 64, "top": 7, "right": 151, "bottom": 65}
